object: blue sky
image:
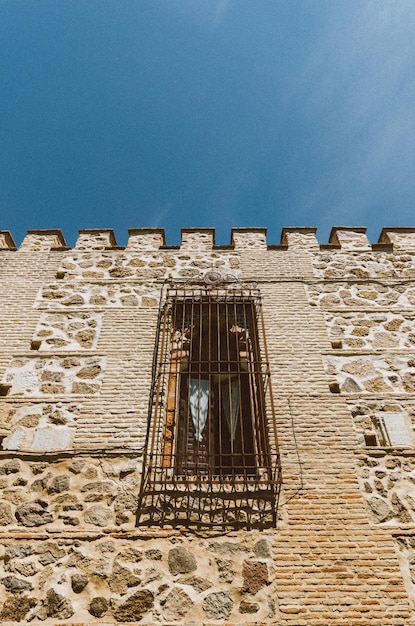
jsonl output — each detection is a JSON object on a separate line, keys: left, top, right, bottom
{"left": 1, "top": 0, "right": 415, "bottom": 246}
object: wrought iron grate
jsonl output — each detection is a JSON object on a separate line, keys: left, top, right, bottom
{"left": 137, "top": 283, "right": 282, "bottom": 528}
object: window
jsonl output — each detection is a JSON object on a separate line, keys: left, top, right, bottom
{"left": 137, "top": 283, "right": 281, "bottom": 529}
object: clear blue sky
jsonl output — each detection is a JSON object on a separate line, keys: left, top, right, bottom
{"left": 1, "top": 0, "right": 415, "bottom": 246}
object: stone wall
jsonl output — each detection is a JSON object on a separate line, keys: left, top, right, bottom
{"left": 396, "top": 535, "right": 415, "bottom": 613}
{"left": 324, "top": 353, "right": 415, "bottom": 393}
{"left": 0, "top": 227, "right": 414, "bottom": 625}
{"left": 325, "top": 311, "right": 415, "bottom": 350}
{"left": 307, "top": 281, "right": 415, "bottom": 308}
{"left": 356, "top": 451, "right": 415, "bottom": 524}
{"left": 3, "top": 356, "right": 106, "bottom": 396}
{"left": 33, "top": 311, "right": 103, "bottom": 351}
{"left": 0, "top": 452, "right": 277, "bottom": 624}
{"left": 308, "top": 227, "right": 415, "bottom": 622}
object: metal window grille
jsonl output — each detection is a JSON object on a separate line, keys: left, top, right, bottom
{"left": 136, "top": 284, "right": 282, "bottom": 529}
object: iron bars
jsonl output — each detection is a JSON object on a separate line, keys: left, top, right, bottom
{"left": 137, "top": 284, "right": 282, "bottom": 529}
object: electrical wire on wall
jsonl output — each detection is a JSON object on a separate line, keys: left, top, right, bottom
{"left": 283, "top": 397, "right": 305, "bottom": 504}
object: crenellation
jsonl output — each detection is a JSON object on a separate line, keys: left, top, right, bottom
{"left": 2, "top": 225, "right": 415, "bottom": 251}
{"left": 0, "top": 225, "right": 415, "bottom": 624}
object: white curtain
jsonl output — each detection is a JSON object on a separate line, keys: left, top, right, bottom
{"left": 222, "top": 379, "right": 240, "bottom": 443}
{"left": 189, "top": 378, "right": 240, "bottom": 444}
{"left": 189, "top": 378, "right": 209, "bottom": 442}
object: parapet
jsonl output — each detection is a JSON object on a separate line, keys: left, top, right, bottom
{"left": 3, "top": 226, "right": 415, "bottom": 251}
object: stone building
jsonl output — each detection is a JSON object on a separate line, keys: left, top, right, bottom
{"left": 0, "top": 225, "right": 414, "bottom": 625}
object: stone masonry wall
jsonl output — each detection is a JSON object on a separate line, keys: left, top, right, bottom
{"left": 309, "top": 227, "right": 415, "bottom": 616}
{"left": 0, "top": 227, "right": 414, "bottom": 625}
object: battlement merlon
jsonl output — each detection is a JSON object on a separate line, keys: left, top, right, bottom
{"left": 127, "top": 228, "right": 166, "bottom": 250}
{"left": 75, "top": 228, "right": 117, "bottom": 250}
{"left": 181, "top": 227, "right": 215, "bottom": 250}
{"left": 280, "top": 227, "right": 318, "bottom": 250}
{"left": 19, "top": 229, "right": 67, "bottom": 251}
{"left": 378, "top": 227, "right": 415, "bottom": 250}
{"left": 0, "top": 230, "right": 17, "bottom": 250}
{"left": 230, "top": 227, "right": 267, "bottom": 249}
{"left": 328, "top": 226, "right": 371, "bottom": 251}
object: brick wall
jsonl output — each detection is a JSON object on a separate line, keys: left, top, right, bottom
{"left": 0, "top": 226, "right": 414, "bottom": 625}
